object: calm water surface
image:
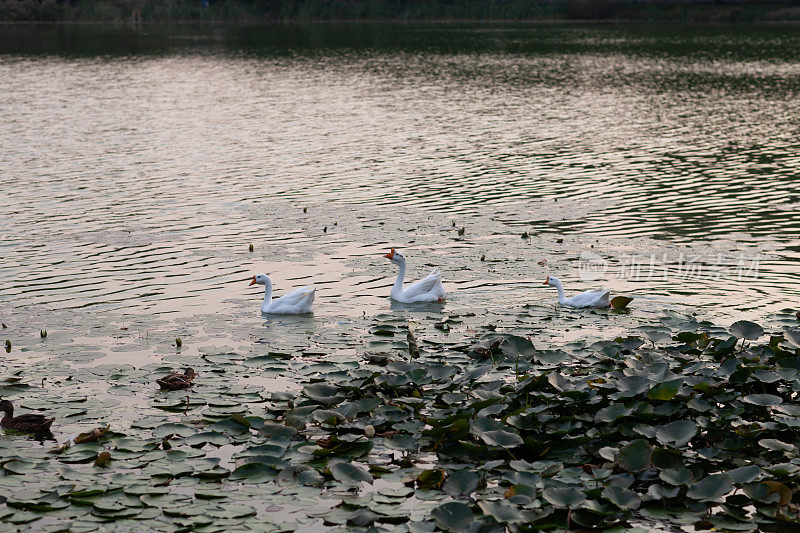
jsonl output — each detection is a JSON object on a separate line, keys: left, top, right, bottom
{"left": 1, "top": 23, "right": 798, "bottom": 325}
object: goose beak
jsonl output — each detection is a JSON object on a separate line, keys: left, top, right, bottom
{"left": 542, "top": 277, "right": 549, "bottom": 285}
{"left": 249, "top": 276, "right": 257, "bottom": 286}
{"left": 383, "top": 248, "right": 395, "bottom": 259}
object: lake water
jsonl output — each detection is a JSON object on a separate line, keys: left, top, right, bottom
{"left": 1, "top": 23, "right": 798, "bottom": 328}
{"left": 0, "top": 22, "right": 799, "bottom": 531}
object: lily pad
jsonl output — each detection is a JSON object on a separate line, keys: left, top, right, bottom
{"left": 542, "top": 487, "right": 586, "bottom": 509}
{"left": 655, "top": 420, "right": 697, "bottom": 447}
{"left": 618, "top": 440, "right": 651, "bottom": 472}
{"left": 687, "top": 474, "right": 733, "bottom": 501}
{"left": 330, "top": 462, "right": 372, "bottom": 484}
{"left": 730, "top": 320, "right": 764, "bottom": 340}
{"left": 602, "top": 485, "right": 641, "bottom": 511}
{"left": 430, "top": 502, "right": 473, "bottom": 532}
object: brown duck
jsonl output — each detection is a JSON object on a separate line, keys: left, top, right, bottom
{"left": 156, "top": 368, "right": 197, "bottom": 391}
{"left": 0, "top": 400, "right": 55, "bottom": 433}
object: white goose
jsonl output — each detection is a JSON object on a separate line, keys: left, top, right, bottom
{"left": 249, "top": 274, "right": 315, "bottom": 314}
{"left": 384, "top": 248, "right": 446, "bottom": 303}
{"left": 544, "top": 275, "right": 611, "bottom": 308}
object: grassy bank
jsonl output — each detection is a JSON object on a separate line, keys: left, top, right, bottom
{"left": 1, "top": 0, "right": 799, "bottom": 23}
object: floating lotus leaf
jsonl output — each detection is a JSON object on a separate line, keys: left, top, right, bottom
{"left": 416, "top": 469, "right": 446, "bottom": 490}
{"left": 727, "top": 465, "right": 763, "bottom": 484}
{"left": 206, "top": 504, "right": 256, "bottom": 519}
{"left": 758, "top": 439, "right": 795, "bottom": 452}
{"left": 185, "top": 431, "right": 230, "bottom": 447}
{"left": 730, "top": 321, "right": 764, "bottom": 341}
{"left": 259, "top": 423, "right": 298, "bottom": 438}
{"left": 477, "top": 429, "right": 523, "bottom": 449}
{"left": 742, "top": 394, "right": 782, "bottom": 406}
{"left": 542, "top": 487, "right": 586, "bottom": 509}
{"left": 655, "top": 420, "right": 697, "bottom": 447}
{"left": 610, "top": 296, "right": 633, "bottom": 310}
{"left": 659, "top": 466, "right": 693, "bottom": 486}
{"left": 347, "top": 508, "right": 378, "bottom": 527}
{"left": 312, "top": 409, "right": 346, "bottom": 425}
{"left": 207, "top": 415, "right": 251, "bottom": 435}
{"left": 648, "top": 483, "right": 680, "bottom": 499}
{"left": 430, "top": 502, "right": 473, "bottom": 532}
{"left": 477, "top": 499, "right": 524, "bottom": 523}
{"left": 765, "top": 462, "right": 799, "bottom": 476}
{"left": 153, "top": 423, "right": 195, "bottom": 440}
{"left": 618, "top": 440, "right": 651, "bottom": 472}
{"left": 443, "top": 469, "right": 481, "bottom": 496}
{"left": 647, "top": 378, "right": 682, "bottom": 401}
{"left": 640, "top": 328, "right": 671, "bottom": 345}
{"left": 303, "top": 383, "right": 343, "bottom": 405}
{"left": 686, "top": 474, "right": 733, "bottom": 501}
{"left": 602, "top": 485, "right": 641, "bottom": 510}
{"left": 784, "top": 330, "right": 800, "bottom": 349}
{"left": 595, "top": 402, "right": 635, "bottom": 423}
{"left": 330, "top": 461, "right": 372, "bottom": 484}
{"left": 229, "top": 463, "right": 275, "bottom": 482}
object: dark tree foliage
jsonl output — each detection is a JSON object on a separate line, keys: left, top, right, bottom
{"left": 0, "top": 0, "right": 794, "bottom": 22}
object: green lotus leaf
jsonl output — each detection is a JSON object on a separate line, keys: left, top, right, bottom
{"left": 478, "top": 429, "right": 523, "bottom": 448}
{"left": 729, "top": 321, "right": 764, "bottom": 341}
{"left": 742, "top": 394, "right": 782, "bottom": 406}
{"left": 477, "top": 499, "right": 524, "bottom": 523}
{"left": 152, "top": 423, "right": 195, "bottom": 440}
{"left": 185, "top": 431, "right": 230, "bottom": 447}
{"left": 302, "top": 383, "right": 343, "bottom": 405}
{"left": 602, "top": 485, "right": 641, "bottom": 510}
{"left": 784, "top": 330, "right": 800, "bottom": 349}
{"left": 659, "top": 466, "right": 693, "bottom": 486}
{"left": 618, "top": 440, "right": 651, "bottom": 472}
{"left": 727, "top": 465, "right": 763, "bottom": 484}
{"left": 595, "top": 402, "right": 635, "bottom": 423}
{"left": 655, "top": 420, "right": 697, "bottom": 447}
{"left": 758, "top": 439, "right": 795, "bottom": 452}
{"left": 648, "top": 378, "right": 682, "bottom": 401}
{"left": 330, "top": 461, "right": 372, "bottom": 484}
{"left": 229, "top": 463, "right": 275, "bottom": 482}
{"left": 430, "top": 501, "right": 473, "bottom": 532}
{"left": 443, "top": 469, "right": 480, "bottom": 496}
{"left": 542, "top": 486, "right": 586, "bottom": 509}
{"left": 687, "top": 474, "right": 733, "bottom": 501}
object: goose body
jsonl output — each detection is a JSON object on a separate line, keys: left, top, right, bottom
{"left": 0, "top": 400, "right": 55, "bottom": 433}
{"left": 544, "top": 275, "right": 611, "bottom": 308}
{"left": 250, "top": 274, "right": 315, "bottom": 314}
{"left": 384, "top": 248, "right": 446, "bottom": 303}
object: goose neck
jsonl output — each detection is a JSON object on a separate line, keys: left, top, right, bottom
{"left": 262, "top": 280, "right": 273, "bottom": 309}
{"left": 552, "top": 278, "right": 567, "bottom": 304}
{"left": 392, "top": 261, "right": 406, "bottom": 295}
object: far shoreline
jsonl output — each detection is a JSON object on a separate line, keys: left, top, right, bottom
{"left": 2, "top": 18, "right": 800, "bottom": 26}
{"left": 2, "top": 1, "right": 800, "bottom": 25}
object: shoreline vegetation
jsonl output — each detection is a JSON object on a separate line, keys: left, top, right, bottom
{"left": 1, "top": 0, "right": 800, "bottom": 23}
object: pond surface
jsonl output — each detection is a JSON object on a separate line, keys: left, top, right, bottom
{"left": 0, "top": 22, "right": 799, "bottom": 531}
{"left": 1, "top": 22, "right": 798, "bottom": 323}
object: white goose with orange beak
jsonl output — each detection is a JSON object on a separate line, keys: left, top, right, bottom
{"left": 383, "top": 248, "right": 446, "bottom": 303}
{"left": 544, "top": 275, "right": 611, "bottom": 308}
{"left": 249, "top": 274, "right": 315, "bottom": 314}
